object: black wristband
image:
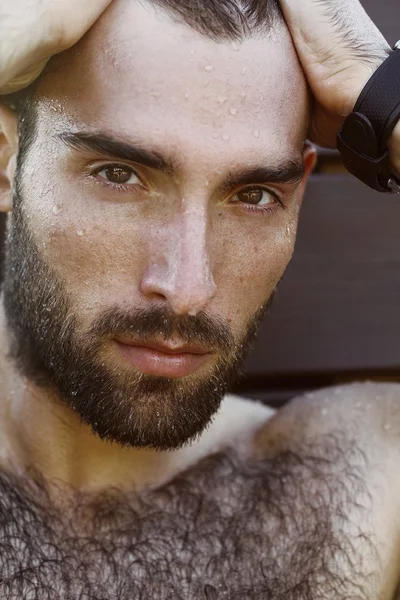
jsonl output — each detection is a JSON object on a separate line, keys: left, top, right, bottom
{"left": 337, "top": 41, "right": 400, "bottom": 193}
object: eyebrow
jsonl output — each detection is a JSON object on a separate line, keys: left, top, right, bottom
{"left": 56, "top": 131, "right": 305, "bottom": 187}
{"left": 56, "top": 131, "right": 175, "bottom": 174}
{"left": 222, "top": 161, "right": 305, "bottom": 190}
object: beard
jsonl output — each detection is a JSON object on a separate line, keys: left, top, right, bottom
{"left": 2, "top": 179, "right": 274, "bottom": 451}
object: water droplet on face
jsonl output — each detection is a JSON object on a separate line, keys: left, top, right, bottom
{"left": 384, "top": 423, "right": 391, "bottom": 431}
{"left": 52, "top": 205, "right": 63, "bottom": 215}
{"left": 241, "top": 92, "right": 247, "bottom": 99}
{"left": 229, "top": 108, "right": 238, "bottom": 116}
{"left": 205, "top": 65, "right": 214, "bottom": 72}
{"left": 253, "top": 129, "right": 260, "bottom": 139}
{"left": 241, "top": 67, "right": 247, "bottom": 75}
{"left": 76, "top": 230, "right": 84, "bottom": 237}
{"left": 217, "top": 97, "right": 227, "bottom": 104}
{"left": 212, "top": 132, "right": 219, "bottom": 139}
{"left": 221, "top": 134, "right": 230, "bottom": 141}
{"left": 184, "top": 92, "right": 190, "bottom": 100}
{"left": 231, "top": 42, "right": 240, "bottom": 51}
{"left": 321, "top": 408, "right": 328, "bottom": 416}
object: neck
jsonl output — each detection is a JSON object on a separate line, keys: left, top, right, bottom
{"left": 0, "top": 318, "right": 172, "bottom": 492}
{"left": 0, "top": 305, "right": 270, "bottom": 495}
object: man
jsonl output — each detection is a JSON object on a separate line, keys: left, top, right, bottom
{"left": 0, "top": 0, "right": 399, "bottom": 598}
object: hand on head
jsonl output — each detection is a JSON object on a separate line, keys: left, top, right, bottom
{"left": 279, "top": 0, "right": 391, "bottom": 147}
{"left": 0, "top": 0, "right": 113, "bottom": 94}
{"left": 0, "top": 0, "right": 394, "bottom": 150}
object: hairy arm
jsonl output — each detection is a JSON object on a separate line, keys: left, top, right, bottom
{"left": 279, "top": 0, "right": 400, "bottom": 178}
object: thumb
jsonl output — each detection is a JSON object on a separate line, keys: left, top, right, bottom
{"left": 52, "top": 0, "right": 114, "bottom": 49}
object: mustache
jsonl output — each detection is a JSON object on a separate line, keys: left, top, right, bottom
{"left": 89, "top": 306, "right": 236, "bottom": 352}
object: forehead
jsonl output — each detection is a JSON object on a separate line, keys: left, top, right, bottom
{"left": 36, "top": 0, "right": 309, "bottom": 163}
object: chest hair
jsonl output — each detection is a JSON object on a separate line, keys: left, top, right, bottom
{"left": 0, "top": 435, "right": 376, "bottom": 599}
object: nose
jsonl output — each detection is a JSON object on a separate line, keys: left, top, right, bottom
{"left": 140, "top": 201, "right": 217, "bottom": 316}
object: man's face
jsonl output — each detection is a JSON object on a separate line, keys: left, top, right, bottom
{"left": 3, "top": 0, "right": 314, "bottom": 450}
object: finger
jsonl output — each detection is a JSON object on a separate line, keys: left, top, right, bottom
{"left": 1, "top": 59, "right": 50, "bottom": 94}
{"left": 51, "top": 0, "right": 114, "bottom": 50}
{"left": 0, "top": 0, "right": 113, "bottom": 94}
{"left": 309, "top": 104, "right": 345, "bottom": 147}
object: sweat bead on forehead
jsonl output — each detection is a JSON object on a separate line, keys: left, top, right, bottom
{"left": 22, "top": 0, "right": 311, "bottom": 321}
{"left": 35, "top": 0, "right": 309, "bottom": 175}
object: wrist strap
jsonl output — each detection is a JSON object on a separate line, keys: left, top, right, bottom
{"left": 337, "top": 42, "right": 400, "bottom": 193}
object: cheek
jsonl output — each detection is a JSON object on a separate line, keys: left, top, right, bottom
{"left": 40, "top": 210, "right": 148, "bottom": 312}
{"left": 214, "top": 214, "right": 297, "bottom": 328}
{"left": 24, "top": 149, "right": 298, "bottom": 330}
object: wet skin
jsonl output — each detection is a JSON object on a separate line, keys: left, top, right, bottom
{"left": 0, "top": 2, "right": 400, "bottom": 598}
{"left": 0, "top": 0, "right": 316, "bottom": 487}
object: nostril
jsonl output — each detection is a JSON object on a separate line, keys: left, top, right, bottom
{"left": 148, "top": 290, "right": 168, "bottom": 303}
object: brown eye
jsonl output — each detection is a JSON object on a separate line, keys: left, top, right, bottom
{"left": 105, "top": 166, "right": 135, "bottom": 184}
{"left": 95, "top": 164, "right": 140, "bottom": 186}
{"left": 237, "top": 189, "right": 264, "bottom": 205}
{"left": 234, "top": 188, "right": 273, "bottom": 206}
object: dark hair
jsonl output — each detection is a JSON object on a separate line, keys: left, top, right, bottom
{"left": 150, "top": 0, "right": 282, "bottom": 40}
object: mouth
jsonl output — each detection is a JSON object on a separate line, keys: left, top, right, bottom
{"left": 113, "top": 337, "right": 213, "bottom": 378}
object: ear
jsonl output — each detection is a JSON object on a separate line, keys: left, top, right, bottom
{"left": 296, "top": 141, "right": 318, "bottom": 211}
{"left": 0, "top": 103, "right": 19, "bottom": 213}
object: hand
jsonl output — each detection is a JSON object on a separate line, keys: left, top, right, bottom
{"left": 0, "top": 0, "right": 113, "bottom": 94}
{"left": 279, "top": 0, "right": 392, "bottom": 149}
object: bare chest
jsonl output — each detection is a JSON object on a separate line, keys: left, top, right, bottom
{"left": 0, "top": 444, "right": 383, "bottom": 600}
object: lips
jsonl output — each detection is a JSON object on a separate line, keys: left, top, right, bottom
{"left": 118, "top": 338, "right": 210, "bottom": 355}
{"left": 114, "top": 338, "right": 212, "bottom": 378}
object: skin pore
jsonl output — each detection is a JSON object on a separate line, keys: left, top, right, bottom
{"left": 0, "top": 0, "right": 315, "bottom": 492}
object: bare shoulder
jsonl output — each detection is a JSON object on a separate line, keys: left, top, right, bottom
{"left": 246, "top": 382, "right": 400, "bottom": 599}
{"left": 251, "top": 381, "right": 400, "bottom": 461}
